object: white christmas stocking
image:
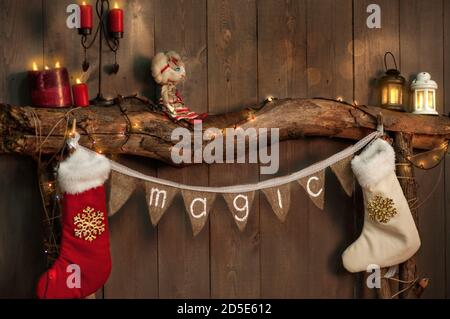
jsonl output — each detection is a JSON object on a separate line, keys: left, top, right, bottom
{"left": 342, "top": 138, "right": 421, "bottom": 273}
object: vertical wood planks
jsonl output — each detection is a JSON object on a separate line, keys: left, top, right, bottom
{"left": 0, "top": 0, "right": 46, "bottom": 298}
{"left": 104, "top": 157, "right": 159, "bottom": 299}
{"left": 43, "top": 0, "right": 90, "bottom": 95}
{"left": 258, "top": 0, "right": 309, "bottom": 298}
{"left": 305, "top": 0, "right": 355, "bottom": 298}
{"left": 107, "top": 0, "right": 156, "bottom": 99}
{"left": 354, "top": 0, "right": 400, "bottom": 106}
{"left": 103, "top": 0, "right": 158, "bottom": 298}
{"left": 155, "top": 0, "right": 210, "bottom": 298}
{"left": 208, "top": 0, "right": 260, "bottom": 298}
{"left": 399, "top": 0, "right": 446, "bottom": 299}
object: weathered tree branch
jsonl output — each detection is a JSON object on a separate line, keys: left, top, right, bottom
{"left": 1, "top": 98, "right": 449, "bottom": 164}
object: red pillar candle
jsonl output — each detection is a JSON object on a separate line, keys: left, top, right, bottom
{"left": 108, "top": 3, "right": 124, "bottom": 38}
{"left": 79, "top": 2, "right": 93, "bottom": 35}
{"left": 28, "top": 62, "right": 73, "bottom": 108}
{"left": 72, "top": 79, "right": 90, "bottom": 107}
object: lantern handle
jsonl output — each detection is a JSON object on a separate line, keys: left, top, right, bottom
{"left": 384, "top": 51, "right": 398, "bottom": 71}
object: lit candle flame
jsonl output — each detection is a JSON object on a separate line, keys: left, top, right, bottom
{"left": 82, "top": 1, "right": 86, "bottom": 5}
{"left": 55, "top": 61, "right": 61, "bottom": 68}
{"left": 114, "top": 2, "right": 119, "bottom": 9}
{"left": 32, "top": 62, "right": 38, "bottom": 71}
{"left": 44, "top": 66, "right": 50, "bottom": 70}
{"left": 76, "top": 78, "right": 82, "bottom": 84}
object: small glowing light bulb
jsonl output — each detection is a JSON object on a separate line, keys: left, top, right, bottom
{"left": 267, "top": 96, "right": 274, "bottom": 102}
{"left": 76, "top": 78, "right": 82, "bottom": 84}
{"left": 32, "top": 62, "right": 38, "bottom": 71}
{"left": 48, "top": 183, "right": 53, "bottom": 188}
{"left": 55, "top": 61, "right": 61, "bottom": 68}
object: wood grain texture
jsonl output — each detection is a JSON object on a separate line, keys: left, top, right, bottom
{"left": 305, "top": 0, "right": 355, "bottom": 298}
{"left": 0, "top": 0, "right": 450, "bottom": 299}
{"left": 2, "top": 99, "right": 449, "bottom": 161}
{"left": 109, "top": 0, "right": 156, "bottom": 99}
{"left": 354, "top": 0, "right": 400, "bottom": 106}
{"left": 399, "top": 0, "right": 446, "bottom": 299}
{"left": 104, "top": 156, "right": 158, "bottom": 299}
{"left": 155, "top": 0, "right": 210, "bottom": 299}
{"left": 102, "top": 0, "right": 158, "bottom": 299}
{"left": 42, "top": 0, "right": 84, "bottom": 92}
{"left": 208, "top": 0, "right": 260, "bottom": 298}
{"left": 0, "top": 0, "right": 46, "bottom": 298}
{"left": 258, "top": 0, "right": 308, "bottom": 299}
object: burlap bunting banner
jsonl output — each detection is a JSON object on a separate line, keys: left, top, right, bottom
{"left": 298, "top": 170, "right": 325, "bottom": 210}
{"left": 223, "top": 192, "right": 255, "bottom": 231}
{"left": 145, "top": 182, "right": 178, "bottom": 226}
{"left": 182, "top": 191, "right": 216, "bottom": 236}
{"left": 261, "top": 183, "right": 291, "bottom": 222}
{"left": 108, "top": 171, "right": 138, "bottom": 216}
{"left": 330, "top": 156, "right": 354, "bottom": 197}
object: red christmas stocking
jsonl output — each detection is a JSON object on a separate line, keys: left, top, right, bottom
{"left": 36, "top": 146, "right": 112, "bottom": 299}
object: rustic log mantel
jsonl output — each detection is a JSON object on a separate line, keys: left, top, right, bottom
{"left": 1, "top": 98, "right": 449, "bottom": 163}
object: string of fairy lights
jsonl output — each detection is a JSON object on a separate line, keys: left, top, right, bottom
{"left": 34, "top": 95, "right": 447, "bottom": 265}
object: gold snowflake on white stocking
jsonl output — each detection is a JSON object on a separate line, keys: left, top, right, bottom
{"left": 73, "top": 207, "right": 105, "bottom": 242}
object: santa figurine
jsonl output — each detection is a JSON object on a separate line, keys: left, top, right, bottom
{"left": 151, "top": 51, "right": 207, "bottom": 124}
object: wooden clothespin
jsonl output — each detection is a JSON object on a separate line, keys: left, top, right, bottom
{"left": 377, "top": 113, "right": 384, "bottom": 136}
{"left": 70, "top": 118, "right": 77, "bottom": 137}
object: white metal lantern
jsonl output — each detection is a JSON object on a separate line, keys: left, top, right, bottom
{"left": 411, "top": 72, "right": 438, "bottom": 115}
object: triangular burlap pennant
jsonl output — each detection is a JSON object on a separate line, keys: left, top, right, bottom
{"left": 261, "top": 183, "right": 291, "bottom": 222}
{"left": 298, "top": 170, "right": 325, "bottom": 210}
{"left": 182, "top": 190, "right": 216, "bottom": 236}
{"left": 145, "top": 182, "right": 178, "bottom": 226}
{"left": 331, "top": 156, "right": 354, "bottom": 197}
{"left": 223, "top": 192, "right": 255, "bottom": 232}
{"left": 108, "top": 171, "right": 138, "bottom": 216}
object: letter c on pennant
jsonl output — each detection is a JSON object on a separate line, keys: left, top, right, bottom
{"left": 306, "top": 176, "right": 323, "bottom": 198}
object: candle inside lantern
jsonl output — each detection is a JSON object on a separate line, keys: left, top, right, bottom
{"left": 79, "top": 2, "right": 93, "bottom": 34}
{"left": 72, "top": 78, "right": 90, "bottom": 107}
{"left": 28, "top": 62, "right": 72, "bottom": 107}
{"left": 108, "top": 2, "right": 124, "bottom": 38}
{"left": 389, "top": 86, "right": 399, "bottom": 104}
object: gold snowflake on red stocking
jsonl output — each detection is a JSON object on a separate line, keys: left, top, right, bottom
{"left": 73, "top": 207, "right": 105, "bottom": 242}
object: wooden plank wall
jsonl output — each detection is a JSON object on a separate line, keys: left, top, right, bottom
{"left": 0, "top": 0, "right": 448, "bottom": 298}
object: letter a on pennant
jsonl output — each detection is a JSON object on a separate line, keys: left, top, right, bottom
{"left": 298, "top": 170, "right": 326, "bottom": 210}
{"left": 223, "top": 192, "right": 255, "bottom": 231}
{"left": 181, "top": 191, "right": 216, "bottom": 236}
{"left": 145, "top": 182, "right": 178, "bottom": 226}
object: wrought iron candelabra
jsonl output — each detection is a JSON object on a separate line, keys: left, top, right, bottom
{"left": 78, "top": 0, "right": 123, "bottom": 106}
